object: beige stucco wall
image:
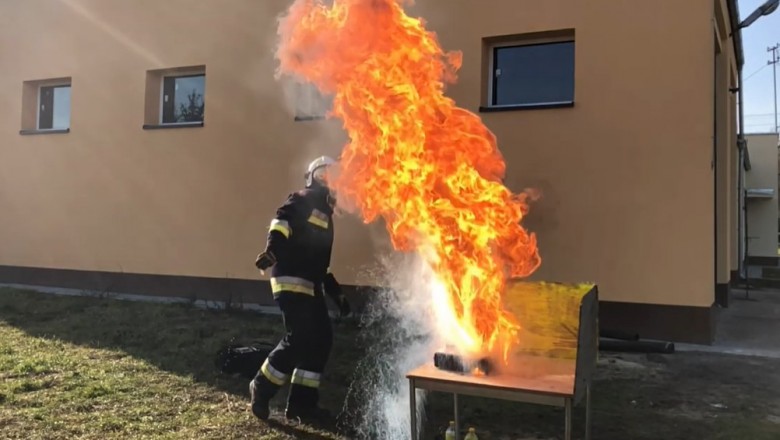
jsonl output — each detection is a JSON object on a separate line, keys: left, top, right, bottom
{"left": 745, "top": 134, "right": 780, "bottom": 258}
{"left": 411, "top": 0, "right": 720, "bottom": 306}
{"left": 0, "top": 0, "right": 386, "bottom": 287}
{"left": 0, "top": 0, "right": 735, "bottom": 308}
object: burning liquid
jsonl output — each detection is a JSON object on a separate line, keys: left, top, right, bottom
{"left": 276, "top": 0, "right": 540, "bottom": 359}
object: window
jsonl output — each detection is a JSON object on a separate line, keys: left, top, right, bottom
{"left": 294, "top": 82, "right": 332, "bottom": 121}
{"left": 483, "top": 32, "right": 575, "bottom": 111}
{"left": 20, "top": 77, "right": 72, "bottom": 135}
{"left": 162, "top": 74, "right": 205, "bottom": 124}
{"left": 144, "top": 66, "right": 205, "bottom": 129}
{"left": 39, "top": 85, "right": 71, "bottom": 130}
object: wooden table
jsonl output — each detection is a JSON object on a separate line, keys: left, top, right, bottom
{"left": 407, "top": 361, "right": 591, "bottom": 440}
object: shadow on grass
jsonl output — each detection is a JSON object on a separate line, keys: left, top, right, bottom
{"left": 0, "top": 288, "right": 363, "bottom": 439}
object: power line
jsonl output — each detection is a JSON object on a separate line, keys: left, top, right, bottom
{"left": 745, "top": 63, "right": 769, "bottom": 82}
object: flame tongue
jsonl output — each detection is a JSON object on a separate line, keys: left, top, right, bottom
{"left": 277, "top": 0, "right": 541, "bottom": 360}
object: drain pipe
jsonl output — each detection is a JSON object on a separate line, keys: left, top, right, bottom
{"left": 737, "top": 64, "right": 746, "bottom": 282}
{"left": 730, "top": 0, "right": 747, "bottom": 282}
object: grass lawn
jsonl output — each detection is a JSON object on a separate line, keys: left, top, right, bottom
{"left": 0, "top": 288, "right": 352, "bottom": 439}
{"left": 2, "top": 287, "right": 780, "bottom": 439}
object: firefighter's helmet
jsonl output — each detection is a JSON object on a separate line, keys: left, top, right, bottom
{"left": 305, "top": 155, "right": 337, "bottom": 188}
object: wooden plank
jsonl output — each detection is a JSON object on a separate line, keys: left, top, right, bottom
{"left": 407, "top": 362, "right": 575, "bottom": 398}
{"left": 412, "top": 376, "right": 567, "bottom": 407}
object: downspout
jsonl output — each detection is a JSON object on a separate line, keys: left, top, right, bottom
{"left": 738, "top": 64, "right": 746, "bottom": 280}
{"left": 728, "top": 0, "right": 747, "bottom": 280}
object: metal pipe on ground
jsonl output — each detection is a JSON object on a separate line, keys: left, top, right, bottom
{"left": 599, "top": 338, "right": 675, "bottom": 354}
{"left": 599, "top": 329, "right": 640, "bottom": 341}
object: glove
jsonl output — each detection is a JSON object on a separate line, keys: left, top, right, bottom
{"left": 255, "top": 251, "right": 276, "bottom": 271}
{"left": 324, "top": 272, "right": 350, "bottom": 317}
{"left": 336, "top": 294, "right": 351, "bottom": 318}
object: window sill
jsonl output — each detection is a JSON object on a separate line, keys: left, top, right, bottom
{"left": 479, "top": 101, "right": 574, "bottom": 113}
{"left": 143, "top": 122, "right": 204, "bottom": 130}
{"left": 294, "top": 115, "right": 326, "bottom": 122}
{"left": 19, "top": 128, "right": 70, "bottom": 135}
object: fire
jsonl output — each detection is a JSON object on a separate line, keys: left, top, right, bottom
{"left": 276, "top": 0, "right": 541, "bottom": 360}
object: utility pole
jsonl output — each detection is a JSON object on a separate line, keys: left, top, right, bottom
{"left": 770, "top": 43, "right": 779, "bottom": 133}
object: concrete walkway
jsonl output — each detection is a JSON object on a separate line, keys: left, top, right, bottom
{"left": 0, "top": 282, "right": 282, "bottom": 315}
{"left": 677, "top": 287, "right": 780, "bottom": 358}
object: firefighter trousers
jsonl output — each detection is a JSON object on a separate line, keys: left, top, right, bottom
{"left": 254, "top": 291, "right": 333, "bottom": 410}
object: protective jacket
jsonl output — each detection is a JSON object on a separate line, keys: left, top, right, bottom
{"left": 265, "top": 185, "right": 340, "bottom": 299}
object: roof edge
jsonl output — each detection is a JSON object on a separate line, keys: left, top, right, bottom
{"left": 726, "top": 0, "right": 745, "bottom": 66}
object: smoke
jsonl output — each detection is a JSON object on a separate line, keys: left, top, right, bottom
{"left": 274, "top": 2, "right": 347, "bottom": 188}
{"left": 273, "top": 0, "right": 532, "bottom": 437}
{"left": 338, "top": 252, "right": 443, "bottom": 439}
{"left": 273, "top": 2, "right": 442, "bottom": 433}
{"left": 277, "top": 75, "right": 346, "bottom": 188}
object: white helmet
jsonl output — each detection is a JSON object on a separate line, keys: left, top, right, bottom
{"left": 305, "top": 155, "right": 337, "bottom": 188}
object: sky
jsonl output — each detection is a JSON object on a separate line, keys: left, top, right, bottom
{"left": 739, "top": 0, "right": 780, "bottom": 134}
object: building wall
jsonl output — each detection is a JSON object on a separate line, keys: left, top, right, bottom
{"left": 745, "top": 134, "right": 780, "bottom": 258}
{"left": 0, "top": 0, "right": 385, "bottom": 286}
{"left": 0, "top": 0, "right": 738, "bottom": 342}
{"left": 411, "top": 0, "right": 717, "bottom": 308}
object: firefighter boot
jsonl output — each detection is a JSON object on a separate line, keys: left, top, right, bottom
{"left": 249, "top": 375, "right": 278, "bottom": 421}
{"left": 285, "top": 384, "right": 332, "bottom": 424}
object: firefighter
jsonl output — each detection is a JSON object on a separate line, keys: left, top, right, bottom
{"left": 250, "top": 155, "right": 351, "bottom": 423}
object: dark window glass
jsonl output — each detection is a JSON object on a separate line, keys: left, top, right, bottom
{"left": 38, "top": 85, "right": 71, "bottom": 129}
{"left": 162, "top": 75, "right": 205, "bottom": 123}
{"left": 493, "top": 41, "right": 575, "bottom": 107}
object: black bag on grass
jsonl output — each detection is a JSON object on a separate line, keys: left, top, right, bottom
{"left": 214, "top": 341, "right": 275, "bottom": 379}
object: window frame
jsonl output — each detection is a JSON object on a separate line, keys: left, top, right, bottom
{"left": 37, "top": 83, "right": 72, "bottom": 131}
{"left": 143, "top": 65, "right": 205, "bottom": 130}
{"left": 20, "top": 77, "right": 72, "bottom": 135}
{"left": 159, "top": 73, "right": 206, "bottom": 126}
{"left": 482, "top": 32, "right": 576, "bottom": 113}
{"left": 293, "top": 81, "right": 333, "bottom": 122}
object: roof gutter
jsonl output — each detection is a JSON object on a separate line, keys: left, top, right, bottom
{"left": 727, "top": 0, "right": 748, "bottom": 170}
{"left": 726, "top": 0, "right": 744, "bottom": 67}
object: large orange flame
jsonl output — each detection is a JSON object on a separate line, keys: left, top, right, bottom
{"left": 277, "top": 0, "right": 541, "bottom": 360}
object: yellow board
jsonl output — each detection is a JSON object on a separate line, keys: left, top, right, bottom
{"left": 503, "top": 281, "right": 596, "bottom": 360}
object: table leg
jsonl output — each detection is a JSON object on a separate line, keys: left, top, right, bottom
{"left": 585, "top": 384, "right": 592, "bottom": 440}
{"left": 410, "top": 379, "right": 418, "bottom": 440}
{"left": 564, "top": 398, "right": 572, "bottom": 440}
{"left": 453, "top": 393, "right": 460, "bottom": 440}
